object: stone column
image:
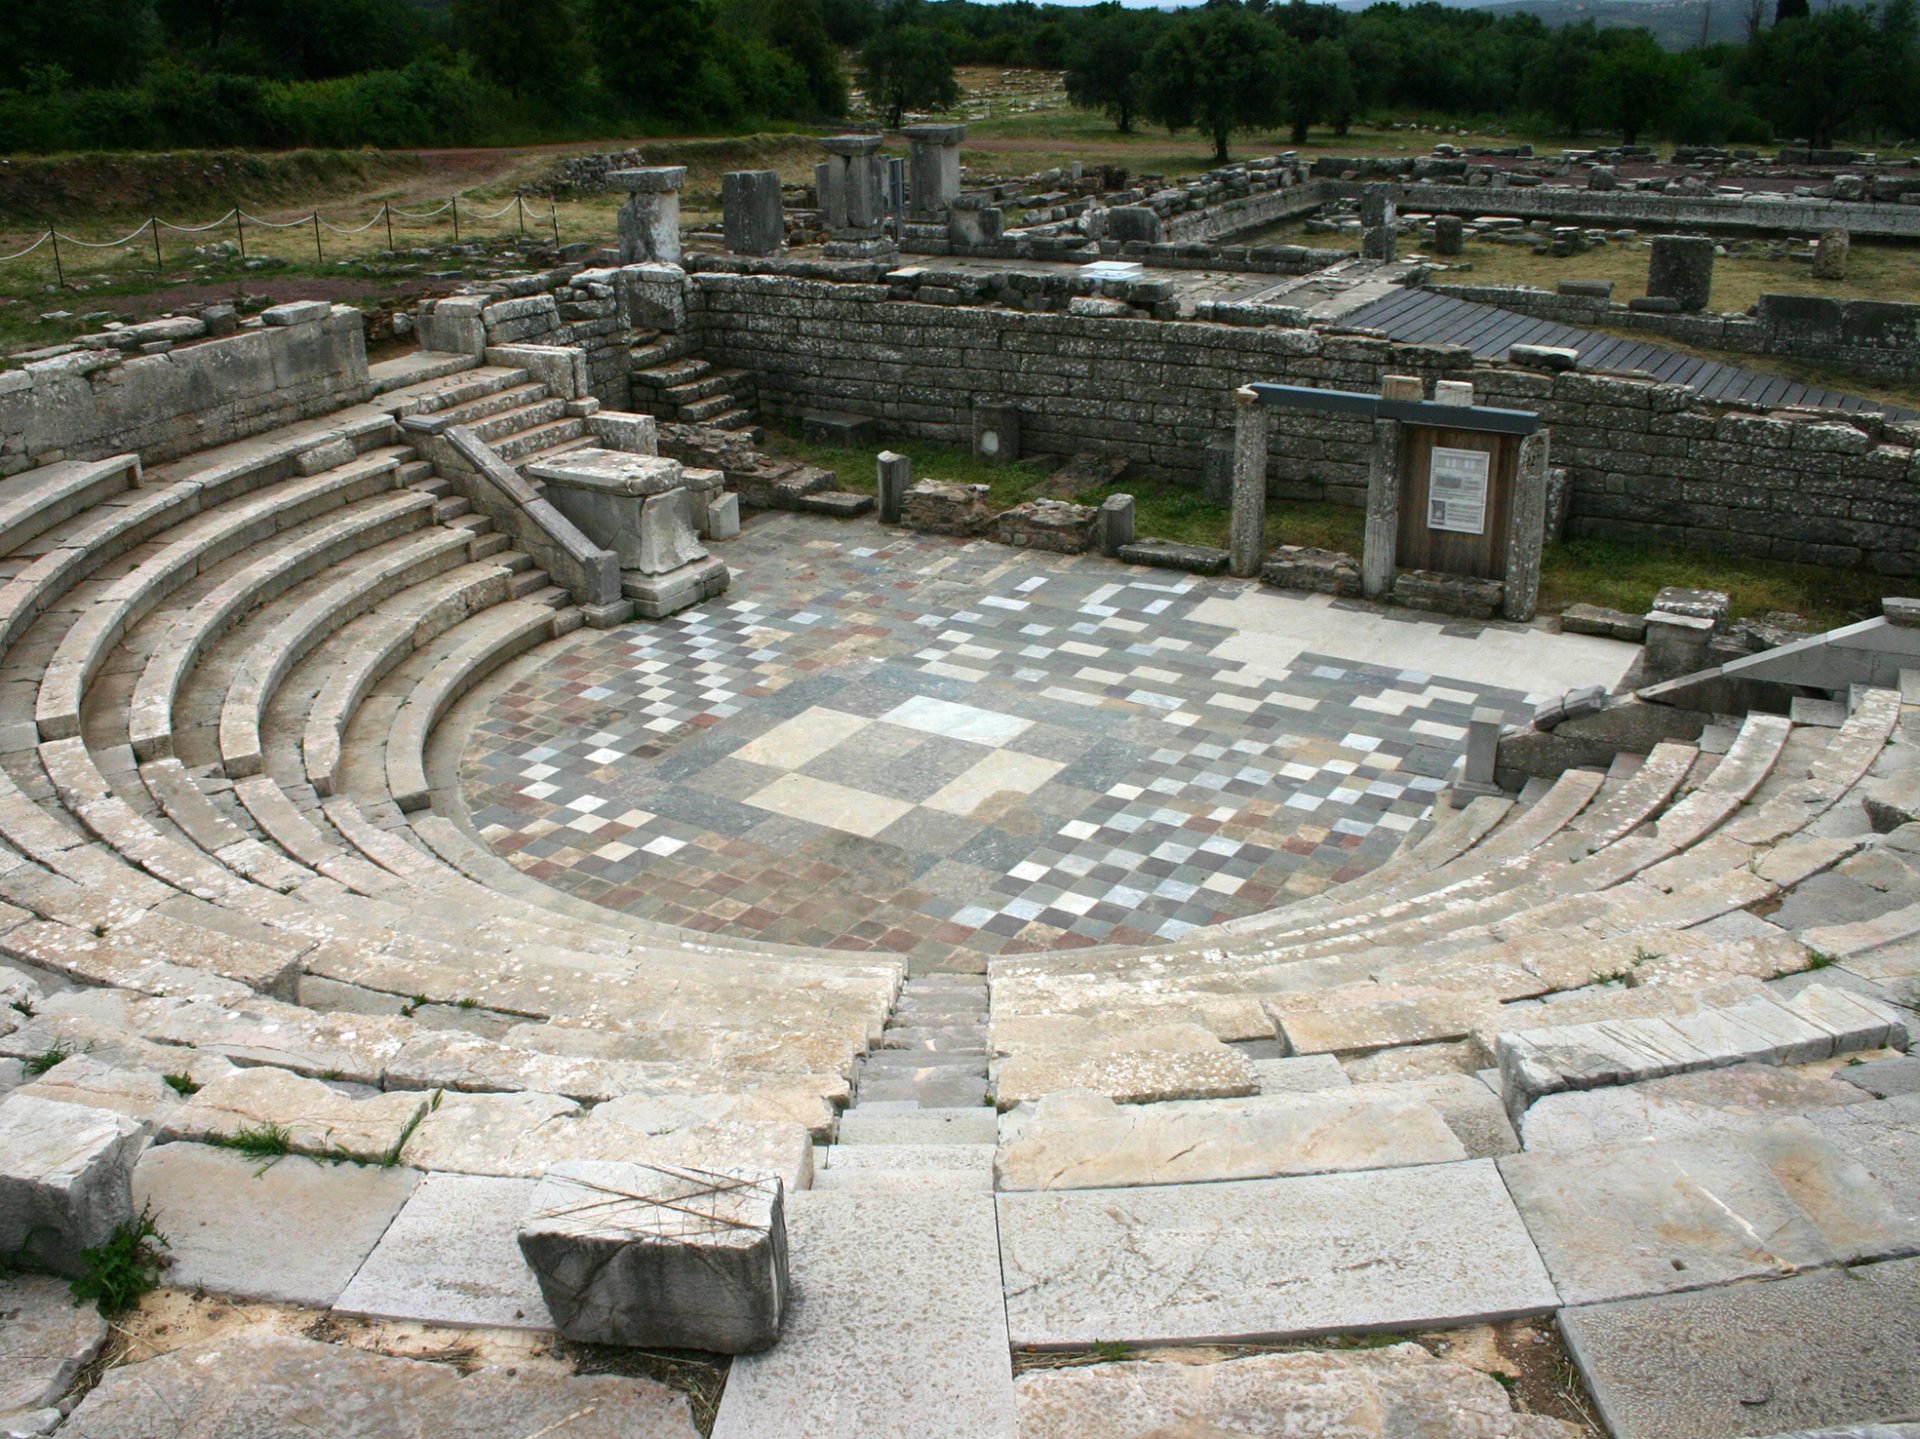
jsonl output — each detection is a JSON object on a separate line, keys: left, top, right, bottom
{"left": 1098, "top": 494, "right": 1135, "bottom": 557}
{"left": 1363, "top": 374, "right": 1420, "bottom": 601}
{"left": 1431, "top": 214, "right": 1464, "bottom": 256}
{"left": 1457, "top": 707, "right": 1507, "bottom": 799}
{"left": 1229, "top": 387, "right": 1271, "bottom": 580}
{"left": 877, "top": 451, "right": 911, "bottom": 524}
{"left": 1503, "top": 430, "right": 1550, "bottom": 622}
{"left": 610, "top": 168, "right": 686, "bottom": 266}
{"left": 820, "top": 135, "right": 893, "bottom": 259}
{"left": 1360, "top": 183, "right": 1397, "bottom": 262}
{"left": 721, "top": 171, "right": 784, "bottom": 257}
{"left": 903, "top": 124, "right": 966, "bottom": 218}
{"left": 1647, "top": 235, "right": 1714, "bottom": 312}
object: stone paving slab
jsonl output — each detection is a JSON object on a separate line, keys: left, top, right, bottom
{"left": 709, "top": 1190, "right": 1016, "bottom": 1439}
{"left": 996, "top": 1159, "right": 1557, "bottom": 1346}
{"left": 995, "top": 1086, "right": 1464, "bottom": 1190}
{"left": 0, "top": 1273, "right": 107, "bottom": 1420}
{"left": 836, "top": 1106, "right": 998, "bottom": 1145}
{"left": 61, "top": 1332, "right": 700, "bottom": 1438}
{"left": 1560, "top": 1258, "right": 1920, "bottom": 1439}
{"left": 1499, "top": 1118, "right": 1919, "bottom": 1306}
{"left": 333, "top": 1172, "right": 552, "bottom": 1329}
{"left": 1013, "top": 1343, "right": 1582, "bottom": 1439}
{"left": 134, "top": 1143, "right": 419, "bottom": 1307}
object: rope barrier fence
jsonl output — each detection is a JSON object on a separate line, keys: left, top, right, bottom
{"left": 3, "top": 190, "right": 557, "bottom": 288}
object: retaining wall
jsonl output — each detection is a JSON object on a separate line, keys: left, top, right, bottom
{"left": 1346, "top": 181, "right": 1920, "bottom": 240}
{"left": 0, "top": 304, "right": 369, "bottom": 477}
{"left": 689, "top": 268, "right": 1920, "bottom": 574}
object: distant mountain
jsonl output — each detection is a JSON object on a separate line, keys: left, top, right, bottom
{"left": 1486, "top": 0, "right": 1754, "bottom": 45}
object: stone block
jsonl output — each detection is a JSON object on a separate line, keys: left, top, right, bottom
{"left": 995, "top": 499, "right": 1095, "bottom": 554}
{"left": 1647, "top": 235, "right": 1714, "bottom": 312}
{"left": 1654, "top": 585, "right": 1730, "bottom": 629}
{"left": 1096, "top": 493, "right": 1134, "bottom": 557}
{"left": 132, "top": 1142, "right": 419, "bottom": 1306}
{"left": 1392, "top": 569, "right": 1503, "bottom": 618}
{"left": 586, "top": 410, "right": 658, "bottom": 456}
{"left": 1560, "top": 1257, "right": 1920, "bottom": 1439}
{"left": 0, "top": 1095, "right": 142, "bottom": 1277}
{"left": 901, "top": 480, "right": 991, "bottom": 537}
{"left": 1884, "top": 597, "right": 1920, "bottom": 629}
{"left": 1116, "top": 540, "right": 1229, "bottom": 575}
{"left": 519, "top": 1160, "right": 788, "bottom": 1353}
{"left": 876, "top": 450, "right": 911, "bottom": 525}
{"left": 0, "top": 1273, "right": 108, "bottom": 1420}
{"left": 1509, "top": 344, "right": 1579, "bottom": 372}
{"left": 721, "top": 171, "right": 784, "bottom": 257}
{"left": 161, "top": 1067, "right": 426, "bottom": 1164}
{"left": 261, "top": 300, "right": 330, "bottom": 328}
{"left": 63, "top": 1334, "right": 701, "bottom": 1439}
{"left": 708, "top": 490, "right": 741, "bottom": 540}
{"left": 1261, "top": 545, "right": 1361, "bottom": 597}
{"left": 1105, "top": 207, "right": 1162, "bottom": 244}
{"left": 996, "top": 1159, "right": 1558, "bottom": 1346}
{"left": 801, "top": 410, "right": 877, "bottom": 447}
{"left": 1431, "top": 214, "right": 1465, "bottom": 255}
{"left": 1642, "top": 610, "right": 1715, "bottom": 683}
{"left": 1811, "top": 227, "right": 1850, "bottom": 280}
{"left": 1561, "top": 603, "right": 1647, "bottom": 641}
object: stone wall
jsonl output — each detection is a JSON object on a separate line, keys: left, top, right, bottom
{"left": 1351, "top": 181, "right": 1920, "bottom": 240}
{"left": 1426, "top": 282, "right": 1920, "bottom": 383}
{"left": 688, "top": 268, "right": 1920, "bottom": 575}
{"left": 0, "top": 303, "right": 368, "bottom": 477}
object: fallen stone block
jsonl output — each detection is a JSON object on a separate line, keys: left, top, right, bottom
{"left": 1115, "top": 539, "right": 1229, "bottom": 575}
{"left": 0, "top": 1094, "right": 142, "bottom": 1277}
{"left": 801, "top": 411, "right": 877, "bottom": 447}
{"left": 1392, "top": 569, "right": 1503, "bottom": 619}
{"left": 1560, "top": 603, "right": 1647, "bottom": 642}
{"left": 994, "top": 499, "right": 1096, "bottom": 554}
{"left": 518, "top": 1160, "right": 788, "bottom": 1353}
{"left": 1261, "top": 545, "right": 1361, "bottom": 597}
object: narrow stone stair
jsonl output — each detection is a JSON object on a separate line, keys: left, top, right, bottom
{"left": 630, "top": 331, "right": 760, "bottom": 437}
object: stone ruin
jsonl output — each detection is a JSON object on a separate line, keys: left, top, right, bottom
{"left": 1, "top": 127, "right": 1918, "bottom": 1439}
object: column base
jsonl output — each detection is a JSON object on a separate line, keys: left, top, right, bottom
{"left": 621, "top": 555, "right": 731, "bottom": 619}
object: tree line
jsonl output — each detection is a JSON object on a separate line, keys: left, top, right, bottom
{"left": 0, "top": 0, "right": 1914, "bottom": 156}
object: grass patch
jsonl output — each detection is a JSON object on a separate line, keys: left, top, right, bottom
{"left": 69, "top": 1204, "right": 168, "bottom": 1316}
{"left": 1538, "top": 536, "right": 1883, "bottom": 630}
{"left": 162, "top": 1072, "right": 199, "bottom": 1097}
{"left": 23, "top": 1042, "right": 75, "bottom": 1077}
{"left": 212, "top": 1121, "right": 295, "bottom": 1159}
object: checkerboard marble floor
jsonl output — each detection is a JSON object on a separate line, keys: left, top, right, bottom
{"left": 459, "top": 514, "right": 1631, "bottom": 972}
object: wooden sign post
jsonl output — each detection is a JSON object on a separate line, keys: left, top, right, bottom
{"left": 1239, "top": 379, "right": 1549, "bottom": 622}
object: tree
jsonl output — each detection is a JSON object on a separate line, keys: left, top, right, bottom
{"left": 720, "top": 0, "right": 844, "bottom": 116}
{"left": 453, "top": 0, "right": 580, "bottom": 103}
{"left": 1139, "top": 3, "right": 1287, "bottom": 162}
{"left": 1064, "top": 4, "right": 1154, "bottom": 134}
{"left": 1283, "top": 35, "right": 1356, "bottom": 144}
{"left": 859, "top": 22, "right": 957, "bottom": 128}
{"left": 1868, "top": 0, "right": 1920, "bottom": 141}
{"left": 586, "top": 0, "right": 715, "bottom": 119}
{"left": 1520, "top": 22, "right": 1602, "bottom": 135}
{"left": 1775, "top": 0, "right": 1809, "bottom": 21}
{"left": 1588, "top": 31, "right": 1674, "bottom": 144}
{"left": 1758, "top": 7, "right": 1878, "bottom": 147}
{"left": 5, "top": 0, "right": 154, "bottom": 87}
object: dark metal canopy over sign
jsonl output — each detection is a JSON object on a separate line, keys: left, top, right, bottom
{"left": 1245, "top": 382, "right": 1541, "bottom": 437}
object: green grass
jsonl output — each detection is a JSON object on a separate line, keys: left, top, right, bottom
{"left": 69, "top": 1204, "right": 168, "bottom": 1316}
{"left": 1538, "top": 536, "right": 1884, "bottom": 631}
{"left": 23, "top": 1042, "right": 75, "bottom": 1077}
{"left": 212, "top": 1121, "right": 295, "bottom": 1159}
{"left": 769, "top": 427, "right": 1883, "bottom": 629}
{"left": 162, "top": 1072, "right": 199, "bottom": 1097}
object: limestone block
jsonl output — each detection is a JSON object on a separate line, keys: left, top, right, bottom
{"left": 636, "top": 487, "right": 709, "bottom": 575}
{"left": 708, "top": 490, "right": 741, "bottom": 540}
{"left": 14, "top": 1055, "right": 180, "bottom": 1131}
{"left": 0, "top": 1273, "right": 108, "bottom": 1421}
{"left": 876, "top": 450, "right": 911, "bottom": 525}
{"left": 1105, "top": 206, "right": 1162, "bottom": 244}
{"left": 261, "top": 300, "right": 330, "bottom": 327}
{"left": 1654, "top": 585, "right": 1730, "bottom": 629}
{"left": 1262, "top": 545, "right": 1361, "bottom": 597}
{"left": 995, "top": 1087, "right": 1465, "bottom": 1190}
{"left": 160, "top": 1066, "right": 428, "bottom": 1163}
{"left": 901, "top": 480, "right": 991, "bottom": 537}
{"left": 518, "top": 1160, "right": 788, "bottom": 1353}
{"left": 1811, "top": 227, "right": 1850, "bottom": 280}
{"left": 1642, "top": 611, "right": 1715, "bottom": 683}
{"left": 63, "top": 1334, "right": 701, "bottom": 1439}
{"left": 991, "top": 1018, "right": 1258, "bottom": 1110}
{"left": 1391, "top": 569, "right": 1503, "bottom": 619}
{"left": 0, "top": 1094, "right": 141, "bottom": 1277}
{"left": 994, "top": 499, "right": 1095, "bottom": 554}
{"left": 1431, "top": 214, "right": 1465, "bottom": 255}
{"left": 586, "top": 409, "right": 658, "bottom": 456}
{"left": 1096, "top": 493, "right": 1134, "bottom": 557}
{"left": 1013, "top": 1344, "right": 1581, "bottom": 1439}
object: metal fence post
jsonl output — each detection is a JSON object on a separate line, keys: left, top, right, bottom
{"left": 48, "top": 226, "right": 65, "bottom": 289}
{"left": 312, "top": 212, "right": 323, "bottom": 263}
{"left": 151, "top": 217, "right": 163, "bottom": 271}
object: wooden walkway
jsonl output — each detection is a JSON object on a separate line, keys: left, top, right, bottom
{"left": 1342, "top": 287, "right": 1906, "bottom": 415}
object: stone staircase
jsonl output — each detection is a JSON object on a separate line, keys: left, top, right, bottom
{"left": 630, "top": 330, "right": 760, "bottom": 436}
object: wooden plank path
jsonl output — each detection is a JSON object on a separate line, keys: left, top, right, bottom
{"left": 1342, "top": 287, "right": 1909, "bottom": 416}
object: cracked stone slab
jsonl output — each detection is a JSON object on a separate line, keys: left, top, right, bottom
{"left": 332, "top": 1172, "right": 552, "bottom": 1329}
{"left": 1498, "top": 1118, "right": 1918, "bottom": 1306}
{"left": 160, "top": 1067, "right": 427, "bottom": 1163}
{"left": 1013, "top": 1343, "right": 1583, "bottom": 1438}
{"left": 992, "top": 1020, "right": 1258, "bottom": 1110}
{"left": 995, "top": 1087, "right": 1465, "bottom": 1191}
{"left": 1519, "top": 1061, "right": 1876, "bottom": 1151}
{"left": 996, "top": 1159, "right": 1558, "bottom": 1347}
{"left": 61, "top": 1332, "right": 701, "bottom": 1438}
{"left": 133, "top": 1143, "right": 419, "bottom": 1306}
{"left": 710, "top": 1190, "right": 1016, "bottom": 1439}
{"left": 0, "top": 1274, "right": 107, "bottom": 1420}
{"left": 1560, "top": 1257, "right": 1920, "bottom": 1439}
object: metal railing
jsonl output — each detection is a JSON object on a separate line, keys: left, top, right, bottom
{"left": 0, "top": 191, "right": 564, "bottom": 287}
